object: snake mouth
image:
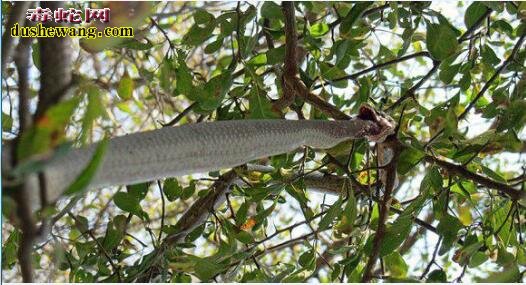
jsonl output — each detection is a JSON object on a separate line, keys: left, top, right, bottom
{"left": 357, "top": 104, "right": 395, "bottom": 142}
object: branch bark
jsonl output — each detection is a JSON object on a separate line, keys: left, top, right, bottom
{"left": 424, "top": 155, "right": 524, "bottom": 200}
{"left": 362, "top": 137, "right": 402, "bottom": 282}
{"left": 12, "top": 34, "right": 35, "bottom": 283}
{"left": 312, "top": 51, "right": 433, "bottom": 90}
{"left": 34, "top": 1, "right": 74, "bottom": 120}
{"left": 10, "top": 2, "right": 74, "bottom": 282}
{"left": 1, "top": 1, "right": 32, "bottom": 75}
{"left": 273, "top": 1, "right": 299, "bottom": 113}
{"left": 162, "top": 170, "right": 238, "bottom": 246}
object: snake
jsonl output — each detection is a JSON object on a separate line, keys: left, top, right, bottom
{"left": 4, "top": 105, "right": 395, "bottom": 212}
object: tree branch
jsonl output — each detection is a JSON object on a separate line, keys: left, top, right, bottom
{"left": 1, "top": 1, "right": 32, "bottom": 75}
{"left": 457, "top": 8, "right": 492, "bottom": 42}
{"left": 362, "top": 137, "right": 401, "bottom": 282}
{"left": 34, "top": 1, "right": 74, "bottom": 120}
{"left": 425, "top": 17, "right": 525, "bottom": 147}
{"left": 11, "top": 21, "right": 36, "bottom": 284}
{"left": 282, "top": 2, "right": 298, "bottom": 76}
{"left": 386, "top": 60, "right": 440, "bottom": 111}
{"left": 162, "top": 170, "right": 238, "bottom": 246}
{"left": 459, "top": 32, "right": 526, "bottom": 121}
{"left": 424, "top": 155, "right": 524, "bottom": 200}
{"left": 273, "top": 1, "right": 299, "bottom": 113}
{"left": 14, "top": 37, "right": 33, "bottom": 134}
{"left": 387, "top": 8, "right": 494, "bottom": 112}
{"left": 312, "top": 51, "right": 433, "bottom": 90}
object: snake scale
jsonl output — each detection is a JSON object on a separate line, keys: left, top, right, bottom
{"left": 5, "top": 105, "right": 395, "bottom": 212}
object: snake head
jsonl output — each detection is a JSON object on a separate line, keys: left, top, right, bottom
{"left": 357, "top": 104, "right": 396, "bottom": 143}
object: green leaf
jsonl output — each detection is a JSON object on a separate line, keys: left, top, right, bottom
{"left": 194, "top": 257, "right": 224, "bottom": 281}
{"left": 490, "top": 201, "right": 516, "bottom": 246}
{"left": 114, "top": 191, "right": 148, "bottom": 220}
{"left": 444, "top": 107, "right": 458, "bottom": 135}
{"left": 319, "top": 62, "right": 348, "bottom": 88}
{"left": 175, "top": 54, "right": 193, "bottom": 96}
{"left": 397, "top": 146, "right": 424, "bottom": 175}
{"left": 248, "top": 87, "right": 279, "bottom": 119}
{"left": 439, "top": 63, "right": 460, "bottom": 84}
{"left": 197, "top": 72, "right": 233, "bottom": 111}
{"left": 384, "top": 252, "right": 408, "bottom": 278}
{"left": 309, "top": 22, "right": 329, "bottom": 38}
{"left": 32, "top": 42, "right": 40, "bottom": 70}
{"left": 427, "top": 269, "right": 447, "bottom": 282}
{"left": 334, "top": 190, "right": 357, "bottom": 234}
{"left": 74, "top": 215, "right": 89, "bottom": 233}
{"left": 182, "top": 21, "right": 216, "bottom": 46}
{"left": 464, "top": 2, "right": 489, "bottom": 30}
{"left": 186, "top": 223, "right": 206, "bottom": 242}
{"left": 127, "top": 182, "right": 149, "bottom": 201}
{"left": 254, "top": 201, "right": 277, "bottom": 225}
{"left": 159, "top": 58, "right": 175, "bottom": 94}
{"left": 116, "top": 39, "right": 153, "bottom": 50}
{"left": 194, "top": 9, "right": 214, "bottom": 25}
{"left": 2, "top": 112, "right": 13, "bottom": 132}
{"left": 114, "top": 192, "right": 140, "bottom": 213}
{"left": 426, "top": 23, "right": 459, "bottom": 60}
{"left": 497, "top": 100, "right": 526, "bottom": 131}
{"left": 469, "top": 251, "right": 488, "bottom": 268}
{"left": 266, "top": 46, "right": 286, "bottom": 65}
{"left": 18, "top": 96, "right": 81, "bottom": 159}
{"left": 181, "top": 182, "right": 196, "bottom": 200}
{"left": 247, "top": 53, "right": 267, "bottom": 66}
{"left": 298, "top": 249, "right": 315, "bottom": 268}
{"left": 204, "top": 37, "right": 224, "bottom": 54}
{"left": 235, "top": 201, "right": 250, "bottom": 227}
{"left": 476, "top": 265, "right": 520, "bottom": 282}
{"left": 490, "top": 19, "right": 513, "bottom": 37}
{"left": 163, "top": 178, "right": 182, "bottom": 201}
{"left": 481, "top": 45, "right": 500, "bottom": 65}
{"left": 81, "top": 84, "right": 106, "bottom": 144}
{"left": 340, "top": 2, "right": 372, "bottom": 35}
{"left": 480, "top": 164, "right": 507, "bottom": 183}
{"left": 117, "top": 71, "right": 134, "bottom": 100}
{"left": 1, "top": 229, "right": 21, "bottom": 269}
{"left": 437, "top": 214, "right": 463, "bottom": 255}
{"left": 261, "top": 1, "right": 283, "bottom": 20}
{"left": 459, "top": 72, "right": 471, "bottom": 91}
{"left": 64, "top": 139, "right": 108, "bottom": 196}
{"left": 234, "top": 230, "right": 254, "bottom": 244}
{"left": 318, "top": 196, "right": 344, "bottom": 231}
{"left": 102, "top": 221, "right": 124, "bottom": 251}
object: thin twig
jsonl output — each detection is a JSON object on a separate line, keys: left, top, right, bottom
{"left": 424, "top": 155, "right": 524, "bottom": 200}
{"left": 67, "top": 212, "right": 122, "bottom": 282}
{"left": 160, "top": 102, "right": 197, "bottom": 127}
{"left": 157, "top": 181, "right": 166, "bottom": 244}
{"left": 312, "top": 52, "right": 432, "bottom": 90}
{"left": 420, "top": 237, "right": 443, "bottom": 280}
{"left": 386, "top": 61, "right": 440, "bottom": 111}
{"left": 426, "top": 32, "right": 526, "bottom": 147}
{"left": 149, "top": 16, "right": 175, "bottom": 52}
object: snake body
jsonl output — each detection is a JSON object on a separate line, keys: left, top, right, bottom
{"left": 6, "top": 106, "right": 395, "bottom": 212}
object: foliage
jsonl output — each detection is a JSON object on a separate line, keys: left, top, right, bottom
{"left": 2, "top": 1, "right": 526, "bottom": 283}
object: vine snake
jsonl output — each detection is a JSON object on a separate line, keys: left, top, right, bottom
{"left": 4, "top": 105, "right": 395, "bottom": 212}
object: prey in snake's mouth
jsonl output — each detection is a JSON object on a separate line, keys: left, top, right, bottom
{"left": 357, "top": 104, "right": 395, "bottom": 142}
